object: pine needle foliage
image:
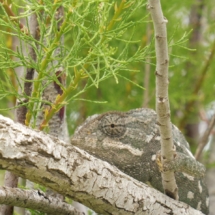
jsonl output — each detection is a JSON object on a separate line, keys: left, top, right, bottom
{"left": 0, "top": 0, "right": 150, "bottom": 125}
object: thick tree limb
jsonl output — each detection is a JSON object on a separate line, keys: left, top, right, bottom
{"left": 148, "top": 0, "right": 178, "bottom": 200}
{"left": 0, "top": 115, "right": 204, "bottom": 215}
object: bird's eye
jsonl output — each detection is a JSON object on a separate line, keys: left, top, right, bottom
{"left": 99, "top": 113, "right": 126, "bottom": 138}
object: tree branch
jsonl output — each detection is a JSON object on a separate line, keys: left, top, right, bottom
{"left": 1, "top": 10, "right": 40, "bottom": 215}
{"left": 195, "top": 113, "right": 215, "bottom": 160}
{"left": 16, "top": 12, "right": 39, "bottom": 126}
{"left": 0, "top": 115, "right": 204, "bottom": 215}
{"left": 0, "top": 0, "right": 27, "bottom": 33}
{"left": 0, "top": 186, "right": 83, "bottom": 215}
{"left": 148, "top": 0, "right": 178, "bottom": 199}
{"left": 179, "top": 39, "right": 215, "bottom": 130}
{"left": 143, "top": 18, "right": 152, "bottom": 108}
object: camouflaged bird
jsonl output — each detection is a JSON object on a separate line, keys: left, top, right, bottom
{"left": 71, "top": 108, "right": 209, "bottom": 214}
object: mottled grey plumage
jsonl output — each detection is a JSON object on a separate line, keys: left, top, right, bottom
{"left": 71, "top": 108, "right": 209, "bottom": 214}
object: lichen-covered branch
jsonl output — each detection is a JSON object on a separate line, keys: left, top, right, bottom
{"left": 0, "top": 115, "right": 204, "bottom": 215}
{"left": 148, "top": 0, "right": 178, "bottom": 199}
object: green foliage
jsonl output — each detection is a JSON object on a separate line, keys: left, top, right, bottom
{"left": 0, "top": 0, "right": 152, "bottom": 127}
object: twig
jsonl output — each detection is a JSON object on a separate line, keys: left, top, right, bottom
{"left": 179, "top": 38, "right": 215, "bottom": 129}
{"left": 16, "top": 13, "right": 39, "bottom": 125}
{"left": 0, "top": 0, "right": 27, "bottom": 33}
{"left": 25, "top": 8, "right": 73, "bottom": 126}
{"left": 195, "top": 113, "right": 215, "bottom": 160}
{"left": 143, "top": 19, "right": 152, "bottom": 107}
{"left": 148, "top": 0, "right": 178, "bottom": 200}
{"left": 39, "top": 70, "right": 84, "bottom": 131}
{"left": 106, "top": 0, "right": 126, "bottom": 31}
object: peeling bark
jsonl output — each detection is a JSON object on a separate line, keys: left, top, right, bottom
{"left": 0, "top": 115, "right": 204, "bottom": 215}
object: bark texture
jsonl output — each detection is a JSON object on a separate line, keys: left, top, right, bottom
{"left": 148, "top": 0, "right": 178, "bottom": 200}
{"left": 0, "top": 187, "right": 82, "bottom": 215}
{"left": 0, "top": 114, "right": 204, "bottom": 215}
{"left": 1, "top": 11, "right": 40, "bottom": 215}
